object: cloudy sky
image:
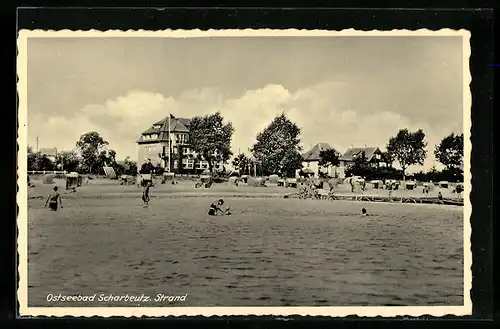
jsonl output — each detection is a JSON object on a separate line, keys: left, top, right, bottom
{"left": 26, "top": 35, "right": 464, "bottom": 172}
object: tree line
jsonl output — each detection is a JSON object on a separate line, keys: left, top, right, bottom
{"left": 27, "top": 132, "right": 138, "bottom": 176}
{"left": 27, "top": 111, "right": 464, "bottom": 183}
{"left": 232, "top": 114, "right": 464, "bottom": 182}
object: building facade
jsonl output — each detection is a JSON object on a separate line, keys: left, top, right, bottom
{"left": 301, "top": 142, "right": 345, "bottom": 179}
{"left": 340, "top": 146, "right": 386, "bottom": 168}
{"left": 136, "top": 114, "right": 220, "bottom": 173}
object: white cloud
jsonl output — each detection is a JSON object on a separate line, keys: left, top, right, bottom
{"left": 28, "top": 83, "right": 462, "bottom": 172}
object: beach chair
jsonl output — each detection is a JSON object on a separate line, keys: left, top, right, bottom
{"left": 65, "top": 172, "right": 80, "bottom": 190}
{"left": 317, "top": 189, "right": 330, "bottom": 200}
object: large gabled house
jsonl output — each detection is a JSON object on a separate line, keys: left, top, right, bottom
{"left": 136, "top": 114, "right": 220, "bottom": 173}
{"left": 340, "top": 146, "right": 386, "bottom": 168}
{"left": 301, "top": 142, "right": 346, "bottom": 179}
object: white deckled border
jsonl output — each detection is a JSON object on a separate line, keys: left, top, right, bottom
{"left": 17, "top": 28, "right": 472, "bottom": 318}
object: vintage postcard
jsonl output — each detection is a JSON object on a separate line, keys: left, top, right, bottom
{"left": 17, "top": 28, "right": 472, "bottom": 317}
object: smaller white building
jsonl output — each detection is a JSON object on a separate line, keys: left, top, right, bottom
{"left": 301, "top": 143, "right": 345, "bottom": 179}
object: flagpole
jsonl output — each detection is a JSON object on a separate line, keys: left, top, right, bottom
{"left": 168, "top": 114, "right": 171, "bottom": 173}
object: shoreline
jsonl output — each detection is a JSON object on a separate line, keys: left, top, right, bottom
{"left": 27, "top": 191, "right": 463, "bottom": 208}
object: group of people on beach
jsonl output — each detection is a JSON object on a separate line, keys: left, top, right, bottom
{"left": 44, "top": 179, "right": 231, "bottom": 217}
{"left": 141, "top": 179, "right": 230, "bottom": 216}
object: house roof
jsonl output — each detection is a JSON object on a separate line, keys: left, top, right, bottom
{"left": 138, "top": 115, "right": 191, "bottom": 143}
{"left": 142, "top": 127, "right": 160, "bottom": 134}
{"left": 149, "top": 115, "right": 190, "bottom": 133}
{"left": 342, "top": 147, "right": 381, "bottom": 162}
{"left": 302, "top": 143, "right": 334, "bottom": 162}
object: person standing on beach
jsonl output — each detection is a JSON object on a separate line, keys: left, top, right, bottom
{"left": 45, "top": 186, "right": 63, "bottom": 211}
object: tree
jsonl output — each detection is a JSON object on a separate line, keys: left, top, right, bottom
{"left": 279, "top": 150, "right": 303, "bottom": 178}
{"left": 95, "top": 149, "right": 118, "bottom": 174}
{"left": 176, "top": 146, "right": 187, "bottom": 174}
{"left": 251, "top": 113, "right": 303, "bottom": 176}
{"left": 27, "top": 146, "right": 56, "bottom": 171}
{"left": 75, "top": 132, "right": 109, "bottom": 174}
{"left": 386, "top": 128, "right": 427, "bottom": 180}
{"left": 232, "top": 153, "right": 251, "bottom": 175}
{"left": 318, "top": 149, "right": 340, "bottom": 168}
{"left": 189, "top": 112, "right": 234, "bottom": 173}
{"left": 381, "top": 151, "right": 395, "bottom": 168}
{"left": 27, "top": 146, "right": 37, "bottom": 171}
{"left": 56, "top": 150, "right": 81, "bottom": 173}
{"left": 345, "top": 151, "right": 371, "bottom": 178}
{"left": 123, "top": 156, "right": 138, "bottom": 175}
{"left": 434, "top": 133, "right": 464, "bottom": 171}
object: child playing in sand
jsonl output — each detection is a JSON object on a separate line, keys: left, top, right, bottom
{"left": 45, "top": 186, "right": 63, "bottom": 211}
{"left": 142, "top": 181, "right": 151, "bottom": 207}
{"left": 208, "top": 199, "right": 230, "bottom": 216}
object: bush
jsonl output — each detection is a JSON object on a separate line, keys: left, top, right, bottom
{"left": 345, "top": 164, "right": 402, "bottom": 181}
{"left": 413, "top": 167, "right": 463, "bottom": 183}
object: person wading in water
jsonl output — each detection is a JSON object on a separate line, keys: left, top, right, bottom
{"left": 45, "top": 186, "right": 63, "bottom": 211}
{"left": 142, "top": 181, "right": 151, "bottom": 207}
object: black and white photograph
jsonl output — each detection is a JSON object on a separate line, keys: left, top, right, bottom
{"left": 17, "top": 29, "right": 471, "bottom": 317}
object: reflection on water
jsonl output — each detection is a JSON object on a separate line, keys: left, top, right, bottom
{"left": 28, "top": 198, "right": 464, "bottom": 307}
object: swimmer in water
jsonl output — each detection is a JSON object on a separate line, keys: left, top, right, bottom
{"left": 142, "top": 181, "right": 151, "bottom": 207}
{"left": 361, "top": 208, "right": 368, "bottom": 216}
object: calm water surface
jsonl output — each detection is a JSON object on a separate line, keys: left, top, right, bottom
{"left": 28, "top": 197, "right": 464, "bottom": 307}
